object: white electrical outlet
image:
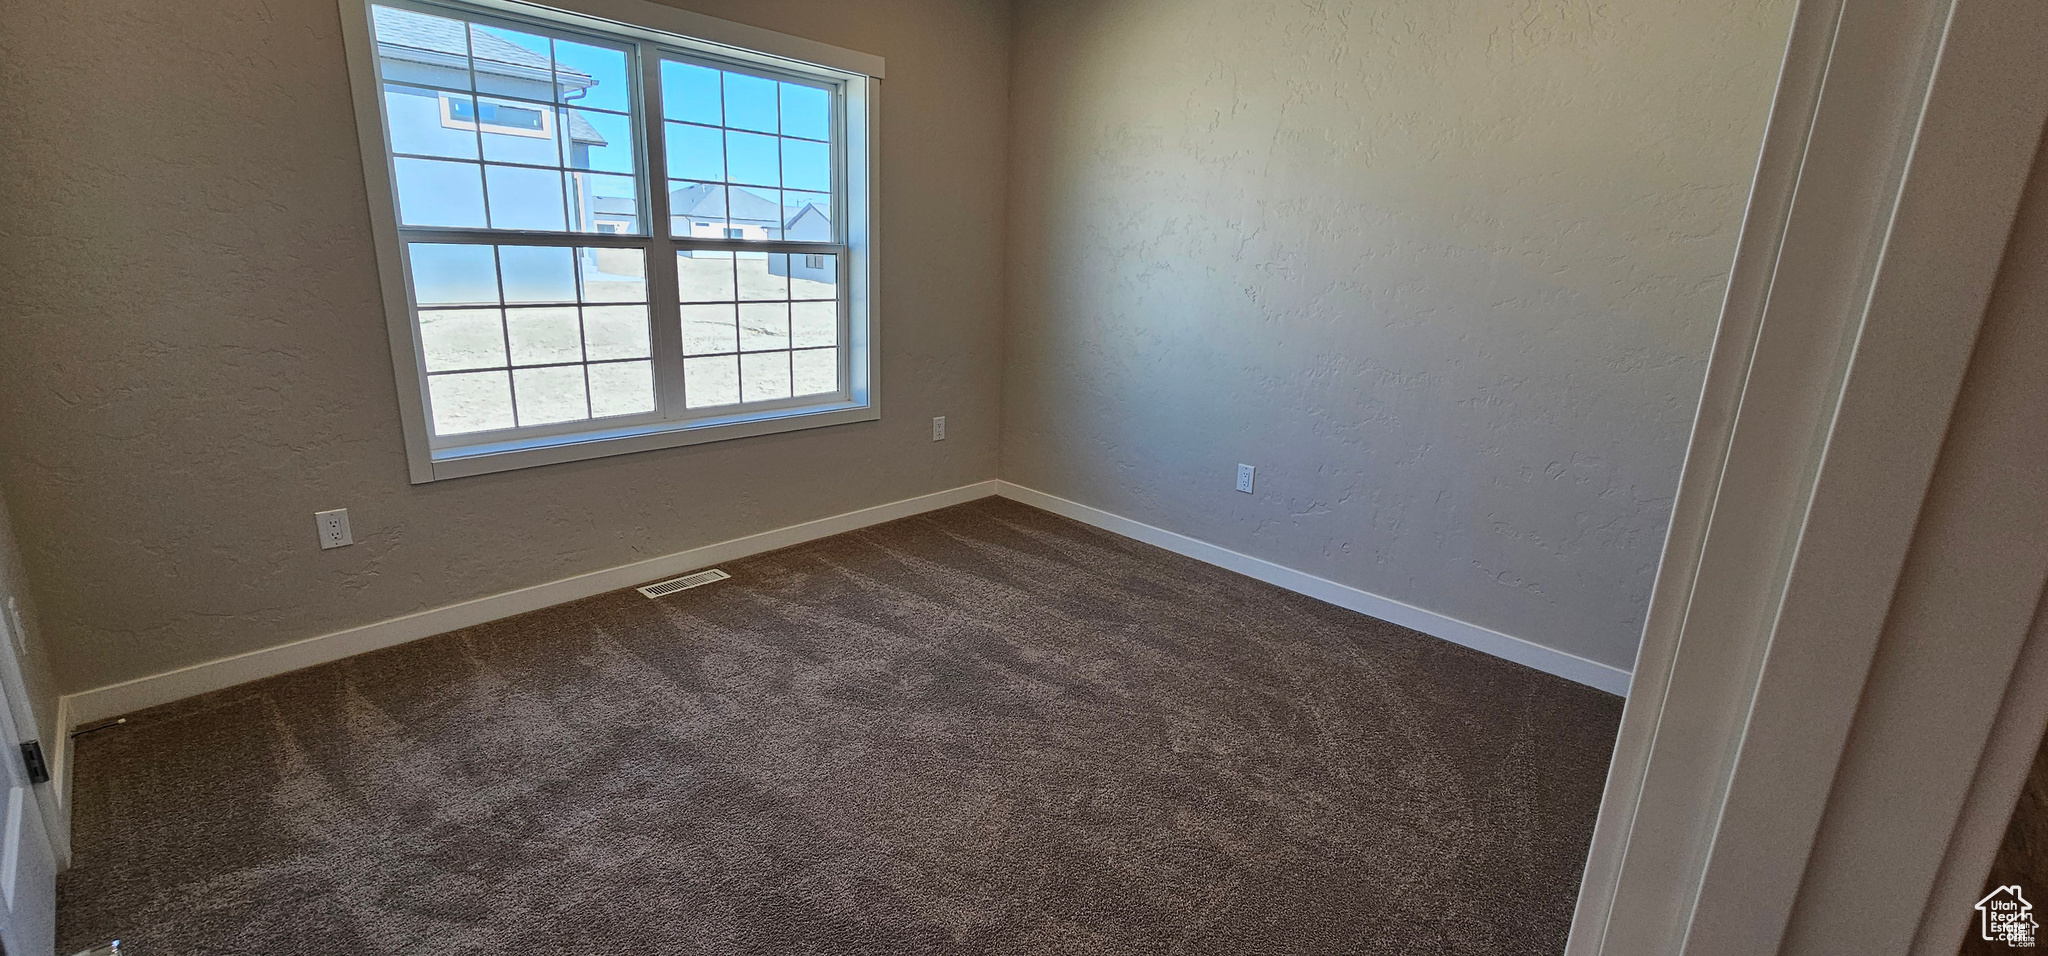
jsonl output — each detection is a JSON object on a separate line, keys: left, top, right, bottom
{"left": 315, "top": 509, "right": 353, "bottom": 550}
{"left": 932, "top": 416, "right": 947, "bottom": 441}
{"left": 1236, "top": 463, "right": 1256, "bottom": 494}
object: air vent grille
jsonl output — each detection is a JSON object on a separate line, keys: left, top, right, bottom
{"left": 637, "top": 568, "right": 730, "bottom": 599}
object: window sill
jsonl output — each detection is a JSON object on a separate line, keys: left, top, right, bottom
{"left": 416, "top": 400, "right": 878, "bottom": 482}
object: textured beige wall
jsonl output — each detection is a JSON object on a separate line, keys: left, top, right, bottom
{"left": 1001, "top": 0, "right": 1792, "bottom": 670}
{"left": 0, "top": 0, "right": 1011, "bottom": 692}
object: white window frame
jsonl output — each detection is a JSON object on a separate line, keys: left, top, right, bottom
{"left": 338, "top": 0, "right": 883, "bottom": 483}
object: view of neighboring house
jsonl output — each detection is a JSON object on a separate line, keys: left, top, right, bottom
{"left": 783, "top": 202, "right": 831, "bottom": 242}
{"left": 672, "top": 183, "right": 836, "bottom": 283}
{"left": 671, "top": 182, "right": 784, "bottom": 240}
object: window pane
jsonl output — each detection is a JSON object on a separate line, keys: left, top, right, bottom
{"left": 740, "top": 351, "right": 791, "bottom": 403}
{"left": 722, "top": 72, "right": 778, "bottom": 133}
{"left": 372, "top": 6, "right": 473, "bottom": 90}
{"left": 660, "top": 61, "right": 721, "bottom": 126}
{"left": 685, "top": 355, "right": 739, "bottom": 408}
{"left": 738, "top": 302, "right": 788, "bottom": 351}
{"left": 506, "top": 306, "right": 582, "bottom": 365}
{"left": 513, "top": 365, "right": 589, "bottom": 424}
{"left": 471, "top": 24, "right": 554, "bottom": 98}
{"left": 782, "top": 191, "right": 830, "bottom": 242}
{"left": 792, "top": 347, "right": 837, "bottom": 396}
{"left": 681, "top": 303, "right": 737, "bottom": 356}
{"left": 485, "top": 164, "right": 567, "bottom": 230}
{"left": 665, "top": 123, "right": 723, "bottom": 182}
{"left": 552, "top": 38, "right": 629, "bottom": 113}
{"left": 428, "top": 370, "right": 515, "bottom": 435}
{"left": 677, "top": 250, "right": 735, "bottom": 302}
{"left": 669, "top": 181, "right": 727, "bottom": 238}
{"left": 582, "top": 304, "right": 650, "bottom": 360}
{"left": 410, "top": 244, "right": 659, "bottom": 437}
{"left": 580, "top": 248, "right": 645, "bottom": 302}
{"left": 373, "top": 6, "right": 642, "bottom": 238}
{"left": 781, "top": 138, "right": 829, "bottom": 194}
{"left": 408, "top": 243, "right": 499, "bottom": 306}
{"left": 419, "top": 308, "right": 507, "bottom": 372}
{"left": 791, "top": 300, "right": 835, "bottom": 348}
{"left": 780, "top": 82, "right": 829, "bottom": 141}
{"left": 726, "top": 187, "right": 780, "bottom": 240}
{"left": 497, "top": 245, "right": 577, "bottom": 303}
{"left": 656, "top": 59, "right": 836, "bottom": 248}
{"left": 394, "top": 157, "right": 487, "bottom": 227}
{"left": 789, "top": 252, "right": 837, "bottom": 301}
{"left": 589, "top": 360, "right": 655, "bottom": 417}
{"left": 478, "top": 97, "right": 562, "bottom": 166}
{"left": 567, "top": 109, "right": 634, "bottom": 174}
{"left": 570, "top": 172, "right": 638, "bottom": 234}
{"left": 736, "top": 253, "right": 787, "bottom": 300}
{"left": 384, "top": 85, "right": 477, "bottom": 159}
{"left": 725, "top": 131, "right": 779, "bottom": 187}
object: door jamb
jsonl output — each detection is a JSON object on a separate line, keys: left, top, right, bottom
{"left": 1566, "top": 0, "right": 2048, "bottom": 952}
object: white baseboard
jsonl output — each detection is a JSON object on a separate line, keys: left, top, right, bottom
{"left": 993, "top": 481, "right": 1633, "bottom": 697}
{"left": 57, "top": 480, "right": 1001, "bottom": 735}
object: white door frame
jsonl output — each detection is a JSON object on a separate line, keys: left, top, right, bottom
{"left": 1567, "top": 0, "right": 2048, "bottom": 953}
{"left": 0, "top": 638, "right": 57, "bottom": 955}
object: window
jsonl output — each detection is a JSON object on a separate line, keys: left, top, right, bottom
{"left": 342, "top": 0, "right": 880, "bottom": 481}
{"left": 441, "top": 94, "right": 554, "bottom": 137}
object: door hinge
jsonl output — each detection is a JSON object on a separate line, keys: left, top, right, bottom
{"left": 20, "top": 740, "right": 49, "bottom": 784}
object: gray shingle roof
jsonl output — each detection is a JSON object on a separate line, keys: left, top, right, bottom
{"left": 670, "top": 183, "right": 783, "bottom": 223}
{"left": 373, "top": 7, "right": 604, "bottom": 144}
{"left": 371, "top": 7, "right": 591, "bottom": 84}
{"left": 563, "top": 112, "right": 604, "bottom": 145}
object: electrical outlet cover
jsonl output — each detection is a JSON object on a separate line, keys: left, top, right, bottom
{"left": 316, "top": 509, "right": 353, "bottom": 549}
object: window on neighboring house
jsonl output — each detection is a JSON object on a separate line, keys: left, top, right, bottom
{"left": 344, "top": 0, "right": 878, "bottom": 481}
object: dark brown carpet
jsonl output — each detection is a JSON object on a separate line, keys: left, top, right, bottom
{"left": 1964, "top": 729, "right": 2048, "bottom": 955}
{"left": 57, "top": 497, "right": 1621, "bottom": 955}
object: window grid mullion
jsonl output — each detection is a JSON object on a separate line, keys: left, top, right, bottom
{"left": 389, "top": 79, "right": 633, "bottom": 122}
{"left": 459, "top": 23, "right": 498, "bottom": 232}
{"left": 499, "top": 246, "right": 524, "bottom": 425}
{"left": 638, "top": 37, "right": 689, "bottom": 420}
{"left": 670, "top": 238, "right": 845, "bottom": 255}
{"left": 832, "top": 65, "right": 850, "bottom": 399}
{"left": 397, "top": 228, "right": 649, "bottom": 248}
{"left": 730, "top": 255, "right": 744, "bottom": 404}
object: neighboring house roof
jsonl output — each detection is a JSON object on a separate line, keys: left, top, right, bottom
{"left": 376, "top": 8, "right": 608, "bottom": 147}
{"left": 784, "top": 202, "right": 831, "bottom": 240}
{"left": 670, "top": 183, "right": 783, "bottom": 224}
{"left": 373, "top": 7, "right": 592, "bottom": 86}
{"left": 562, "top": 112, "right": 605, "bottom": 146}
